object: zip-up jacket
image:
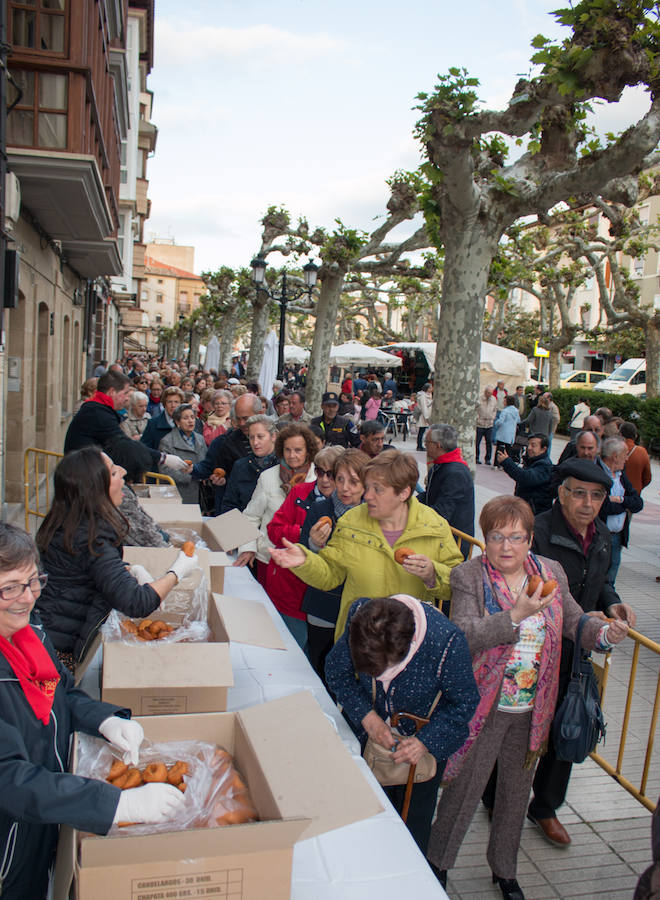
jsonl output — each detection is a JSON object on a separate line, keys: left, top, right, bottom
{"left": 0, "top": 615, "right": 124, "bottom": 898}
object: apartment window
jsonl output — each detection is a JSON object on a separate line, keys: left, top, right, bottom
{"left": 155, "top": 314, "right": 162, "bottom": 323}
{"left": 7, "top": 68, "right": 68, "bottom": 149}
{"left": 120, "top": 140, "right": 128, "bottom": 184}
{"left": 632, "top": 257, "right": 644, "bottom": 277}
{"left": 157, "top": 278, "right": 163, "bottom": 284}
{"left": 156, "top": 293, "right": 163, "bottom": 304}
{"left": 10, "top": 0, "right": 66, "bottom": 54}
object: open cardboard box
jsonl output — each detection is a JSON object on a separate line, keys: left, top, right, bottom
{"left": 138, "top": 505, "right": 261, "bottom": 553}
{"left": 122, "top": 545, "right": 230, "bottom": 594}
{"left": 102, "top": 593, "right": 285, "bottom": 715}
{"left": 132, "top": 483, "right": 182, "bottom": 502}
{"left": 53, "top": 692, "right": 383, "bottom": 900}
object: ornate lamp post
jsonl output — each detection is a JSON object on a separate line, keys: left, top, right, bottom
{"left": 250, "top": 257, "right": 318, "bottom": 379}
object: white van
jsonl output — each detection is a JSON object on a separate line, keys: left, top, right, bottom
{"left": 593, "top": 358, "right": 646, "bottom": 395}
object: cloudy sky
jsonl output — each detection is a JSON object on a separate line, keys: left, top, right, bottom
{"left": 145, "top": 0, "right": 650, "bottom": 274}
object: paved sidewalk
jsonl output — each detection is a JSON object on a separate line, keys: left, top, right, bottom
{"left": 392, "top": 431, "right": 660, "bottom": 899}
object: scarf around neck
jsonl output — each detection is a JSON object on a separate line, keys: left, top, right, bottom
{"left": 433, "top": 447, "right": 468, "bottom": 467}
{"left": 443, "top": 552, "right": 562, "bottom": 781}
{"left": 279, "top": 460, "right": 311, "bottom": 494}
{"left": 376, "top": 594, "right": 428, "bottom": 693}
{"left": 89, "top": 390, "right": 115, "bottom": 409}
{"left": 0, "top": 625, "right": 60, "bottom": 724}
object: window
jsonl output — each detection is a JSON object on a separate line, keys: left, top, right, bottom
{"left": 157, "top": 278, "right": 163, "bottom": 284}
{"left": 7, "top": 68, "right": 67, "bottom": 149}
{"left": 156, "top": 293, "right": 163, "bottom": 304}
{"left": 10, "top": 0, "right": 66, "bottom": 54}
{"left": 155, "top": 314, "right": 162, "bottom": 323}
{"left": 120, "top": 140, "right": 128, "bottom": 184}
{"left": 632, "top": 257, "right": 644, "bottom": 277}
{"left": 632, "top": 371, "right": 646, "bottom": 386}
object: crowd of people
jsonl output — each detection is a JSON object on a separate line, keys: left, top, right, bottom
{"left": 0, "top": 351, "right": 652, "bottom": 900}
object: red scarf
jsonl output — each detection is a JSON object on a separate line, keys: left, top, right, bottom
{"left": 89, "top": 390, "right": 115, "bottom": 409}
{"left": 433, "top": 447, "right": 468, "bottom": 467}
{"left": 0, "top": 626, "right": 60, "bottom": 724}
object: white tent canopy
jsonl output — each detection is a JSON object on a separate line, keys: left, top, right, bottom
{"left": 259, "top": 331, "right": 279, "bottom": 400}
{"left": 284, "top": 344, "right": 310, "bottom": 364}
{"left": 329, "top": 340, "right": 402, "bottom": 367}
{"left": 204, "top": 335, "right": 220, "bottom": 372}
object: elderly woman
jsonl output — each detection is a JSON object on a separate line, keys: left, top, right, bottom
{"left": 270, "top": 449, "right": 463, "bottom": 640}
{"left": 0, "top": 524, "right": 185, "bottom": 898}
{"left": 234, "top": 423, "right": 317, "bottom": 592}
{"left": 158, "top": 403, "right": 207, "bottom": 504}
{"left": 326, "top": 595, "right": 479, "bottom": 855}
{"left": 120, "top": 390, "right": 151, "bottom": 440}
{"left": 299, "top": 448, "right": 369, "bottom": 677}
{"left": 35, "top": 448, "right": 197, "bottom": 668}
{"left": 141, "top": 386, "right": 184, "bottom": 450}
{"left": 426, "top": 495, "right": 628, "bottom": 899}
{"left": 221, "top": 414, "right": 278, "bottom": 514}
{"left": 73, "top": 377, "right": 98, "bottom": 414}
{"left": 203, "top": 389, "right": 232, "bottom": 445}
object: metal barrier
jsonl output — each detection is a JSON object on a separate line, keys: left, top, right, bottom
{"left": 590, "top": 626, "right": 660, "bottom": 812}
{"left": 23, "top": 447, "right": 63, "bottom": 531}
{"left": 139, "top": 471, "right": 176, "bottom": 486}
{"left": 450, "top": 527, "right": 485, "bottom": 560}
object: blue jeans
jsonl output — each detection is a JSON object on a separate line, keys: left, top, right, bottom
{"left": 607, "top": 531, "right": 622, "bottom": 586}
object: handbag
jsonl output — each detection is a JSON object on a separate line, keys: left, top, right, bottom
{"left": 552, "top": 614, "right": 606, "bottom": 763}
{"left": 363, "top": 679, "right": 441, "bottom": 787}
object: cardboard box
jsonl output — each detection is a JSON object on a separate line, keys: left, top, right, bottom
{"left": 102, "top": 594, "right": 285, "bottom": 714}
{"left": 53, "top": 692, "right": 383, "bottom": 900}
{"left": 138, "top": 505, "right": 261, "bottom": 553}
{"left": 133, "top": 484, "right": 182, "bottom": 502}
{"left": 122, "top": 545, "right": 230, "bottom": 594}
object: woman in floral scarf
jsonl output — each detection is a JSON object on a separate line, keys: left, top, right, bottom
{"left": 426, "top": 495, "right": 628, "bottom": 900}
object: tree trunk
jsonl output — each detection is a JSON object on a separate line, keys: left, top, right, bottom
{"left": 190, "top": 329, "right": 202, "bottom": 367}
{"left": 246, "top": 292, "right": 270, "bottom": 381}
{"left": 306, "top": 267, "right": 346, "bottom": 413}
{"left": 645, "top": 318, "right": 659, "bottom": 399}
{"left": 548, "top": 350, "right": 561, "bottom": 390}
{"left": 218, "top": 305, "right": 239, "bottom": 372}
{"left": 432, "top": 228, "right": 496, "bottom": 469}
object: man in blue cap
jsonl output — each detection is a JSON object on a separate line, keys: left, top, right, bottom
{"left": 311, "top": 392, "right": 360, "bottom": 447}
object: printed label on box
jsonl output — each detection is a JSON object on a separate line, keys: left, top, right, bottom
{"left": 139, "top": 695, "right": 188, "bottom": 715}
{"left": 131, "top": 869, "right": 243, "bottom": 899}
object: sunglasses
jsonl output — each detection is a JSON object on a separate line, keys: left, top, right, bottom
{"left": 316, "top": 467, "right": 334, "bottom": 478}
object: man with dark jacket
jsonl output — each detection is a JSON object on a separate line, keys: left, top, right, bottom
{"left": 310, "top": 392, "right": 360, "bottom": 447}
{"left": 64, "top": 370, "right": 187, "bottom": 475}
{"left": 140, "top": 386, "right": 184, "bottom": 450}
{"left": 527, "top": 458, "right": 636, "bottom": 846}
{"left": 419, "top": 423, "right": 474, "bottom": 554}
{"left": 557, "top": 414, "right": 604, "bottom": 464}
{"left": 597, "top": 435, "right": 643, "bottom": 586}
{"left": 191, "top": 393, "right": 260, "bottom": 513}
{"left": 496, "top": 433, "right": 553, "bottom": 513}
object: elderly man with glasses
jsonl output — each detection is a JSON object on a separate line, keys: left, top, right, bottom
{"left": 526, "top": 457, "right": 636, "bottom": 846}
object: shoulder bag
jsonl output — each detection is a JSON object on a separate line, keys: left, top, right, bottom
{"left": 552, "top": 614, "right": 606, "bottom": 763}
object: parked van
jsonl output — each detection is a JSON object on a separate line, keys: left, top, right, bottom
{"left": 560, "top": 370, "right": 607, "bottom": 389}
{"left": 593, "top": 358, "right": 646, "bottom": 395}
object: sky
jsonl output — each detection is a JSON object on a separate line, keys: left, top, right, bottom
{"left": 145, "top": 0, "right": 651, "bottom": 275}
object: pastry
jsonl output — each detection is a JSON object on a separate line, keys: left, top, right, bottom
{"left": 107, "top": 760, "right": 128, "bottom": 782}
{"left": 142, "top": 762, "right": 168, "bottom": 783}
{"left": 393, "top": 547, "right": 414, "bottom": 565}
{"left": 181, "top": 541, "right": 196, "bottom": 557}
{"left": 213, "top": 468, "right": 226, "bottom": 479}
{"left": 317, "top": 516, "right": 332, "bottom": 528}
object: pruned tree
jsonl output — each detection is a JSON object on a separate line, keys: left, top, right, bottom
{"left": 198, "top": 267, "right": 252, "bottom": 372}
{"left": 411, "top": 0, "right": 660, "bottom": 462}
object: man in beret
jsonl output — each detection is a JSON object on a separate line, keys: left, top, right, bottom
{"left": 311, "top": 392, "right": 360, "bottom": 448}
{"left": 527, "top": 457, "right": 636, "bottom": 845}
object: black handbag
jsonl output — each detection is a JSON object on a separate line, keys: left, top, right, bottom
{"left": 552, "top": 614, "right": 606, "bottom": 763}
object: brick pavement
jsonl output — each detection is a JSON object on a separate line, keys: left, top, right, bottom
{"left": 392, "top": 430, "right": 659, "bottom": 900}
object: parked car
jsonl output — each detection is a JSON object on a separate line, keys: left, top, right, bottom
{"left": 560, "top": 370, "right": 607, "bottom": 389}
{"left": 593, "top": 358, "right": 646, "bottom": 395}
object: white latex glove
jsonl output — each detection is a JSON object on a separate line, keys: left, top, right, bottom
{"left": 112, "top": 782, "right": 186, "bottom": 825}
{"left": 98, "top": 717, "right": 144, "bottom": 766}
{"left": 168, "top": 550, "right": 198, "bottom": 582}
{"left": 163, "top": 454, "right": 192, "bottom": 473}
{"left": 129, "top": 564, "right": 153, "bottom": 585}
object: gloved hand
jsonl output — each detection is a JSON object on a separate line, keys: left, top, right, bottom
{"left": 163, "top": 454, "right": 192, "bottom": 473}
{"left": 112, "top": 782, "right": 186, "bottom": 825}
{"left": 129, "top": 564, "right": 153, "bottom": 585}
{"left": 168, "top": 550, "right": 198, "bottom": 583}
{"left": 98, "top": 717, "right": 144, "bottom": 766}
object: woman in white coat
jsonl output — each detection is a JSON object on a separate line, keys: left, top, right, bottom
{"left": 416, "top": 383, "right": 433, "bottom": 451}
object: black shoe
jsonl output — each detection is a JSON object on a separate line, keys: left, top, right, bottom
{"left": 428, "top": 862, "right": 447, "bottom": 888}
{"left": 492, "top": 873, "right": 525, "bottom": 900}
{"left": 476, "top": 459, "right": 482, "bottom": 464}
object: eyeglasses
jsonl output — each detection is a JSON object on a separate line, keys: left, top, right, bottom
{"left": 562, "top": 486, "right": 607, "bottom": 502}
{"left": 316, "top": 467, "right": 334, "bottom": 478}
{"left": 0, "top": 574, "right": 48, "bottom": 602}
{"left": 486, "top": 533, "right": 529, "bottom": 545}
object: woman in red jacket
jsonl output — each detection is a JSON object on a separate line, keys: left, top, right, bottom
{"left": 265, "top": 446, "right": 343, "bottom": 648}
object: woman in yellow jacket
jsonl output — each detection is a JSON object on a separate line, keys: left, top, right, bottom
{"left": 270, "top": 449, "right": 463, "bottom": 639}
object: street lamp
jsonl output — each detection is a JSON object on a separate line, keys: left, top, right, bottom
{"left": 250, "top": 257, "right": 319, "bottom": 379}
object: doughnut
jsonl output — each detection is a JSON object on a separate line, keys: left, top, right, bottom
{"left": 138, "top": 619, "right": 153, "bottom": 632}
{"left": 148, "top": 620, "right": 169, "bottom": 637}
{"left": 178, "top": 782, "right": 187, "bottom": 793}
{"left": 136, "top": 630, "right": 154, "bottom": 641}
{"left": 526, "top": 575, "right": 543, "bottom": 596}
{"left": 167, "top": 761, "right": 189, "bottom": 786}
{"left": 216, "top": 805, "right": 255, "bottom": 826}
{"left": 541, "top": 579, "right": 557, "bottom": 597}
{"left": 120, "top": 619, "right": 138, "bottom": 635}
{"left": 182, "top": 541, "right": 196, "bottom": 557}
{"left": 184, "top": 460, "right": 192, "bottom": 466}
{"left": 229, "top": 771, "right": 247, "bottom": 794}
{"left": 111, "top": 772, "right": 129, "bottom": 789}
{"left": 394, "top": 547, "right": 414, "bottom": 565}
{"left": 123, "top": 768, "right": 143, "bottom": 789}
{"left": 213, "top": 467, "right": 226, "bottom": 479}
{"left": 289, "top": 473, "right": 305, "bottom": 486}
{"left": 142, "top": 762, "right": 168, "bottom": 783}
{"left": 108, "top": 760, "right": 128, "bottom": 782}
{"left": 317, "top": 516, "right": 332, "bottom": 528}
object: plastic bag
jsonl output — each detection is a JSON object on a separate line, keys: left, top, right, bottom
{"left": 76, "top": 735, "right": 257, "bottom": 836}
{"left": 168, "top": 528, "right": 208, "bottom": 552}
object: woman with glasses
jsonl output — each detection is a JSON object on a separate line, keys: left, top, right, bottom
{"left": 35, "top": 447, "right": 198, "bottom": 670}
{"left": 158, "top": 404, "right": 207, "bottom": 504}
{"left": 426, "top": 495, "right": 628, "bottom": 900}
{"left": 0, "top": 523, "right": 186, "bottom": 899}
{"left": 203, "top": 389, "right": 232, "bottom": 445}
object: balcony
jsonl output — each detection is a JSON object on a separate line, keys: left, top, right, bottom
{"left": 136, "top": 177, "right": 149, "bottom": 217}
{"left": 8, "top": 148, "right": 122, "bottom": 277}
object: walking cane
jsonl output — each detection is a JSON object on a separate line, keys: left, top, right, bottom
{"left": 391, "top": 711, "right": 430, "bottom": 824}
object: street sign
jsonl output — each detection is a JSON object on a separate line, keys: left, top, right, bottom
{"left": 534, "top": 339, "right": 549, "bottom": 358}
